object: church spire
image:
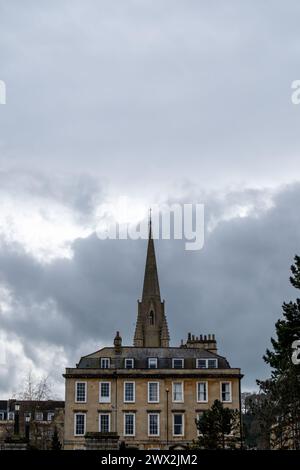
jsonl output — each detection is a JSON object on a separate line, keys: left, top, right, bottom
{"left": 133, "top": 210, "right": 170, "bottom": 348}
{"left": 142, "top": 210, "right": 161, "bottom": 301}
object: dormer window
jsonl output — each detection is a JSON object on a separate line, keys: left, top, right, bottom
{"left": 148, "top": 357, "right": 158, "bottom": 369}
{"left": 172, "top": 358, "right": 184, "bottom": 369}
{"left": 196, "top": 359, "right": 207, "bottom": 369}
{"left": 125, "top": 358, "right": 134, "bottom": 369}
{"left": 196, "top": 358, "right": 218, "bottom": 369}
{"left": 207, "top": 359, "right": 218, "bottom": 369}
{"left": 100, "top": 357, "right": 110, "bottom": 369}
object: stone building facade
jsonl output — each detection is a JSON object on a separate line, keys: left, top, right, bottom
{"left": 0, "top": 400, "right": 64, "bottom": 450}
{"left": 63, "top": 221, "right": 242, "bottom": 450}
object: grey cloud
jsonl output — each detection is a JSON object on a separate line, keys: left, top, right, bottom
{"left": 1, "top": 1, "right": 300, "bottom": 396}
{"left": 1, "top": 183, "right": 300, "bottom": 394}
{"left": 0, "top": 169, "right": 104, "bottom": 224}
{"left": 0, "top": 1, "right": 300, "bottom": 192}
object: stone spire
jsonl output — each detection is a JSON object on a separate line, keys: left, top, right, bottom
{"left": 142, "top": 215, "right": 161, "bottom": 301}
{"left": 134, "top": 211, "right": 170, "bottom": 347}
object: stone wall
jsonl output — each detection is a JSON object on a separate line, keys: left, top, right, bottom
{"left": 84, "top": 432, "right": 119, "bottom": 450}
{"left": 64, "top": 373, "right": 241, "bottom": 449}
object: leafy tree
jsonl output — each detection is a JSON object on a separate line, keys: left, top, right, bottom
{"left": 242, "top": 392, "right": 270, "bottom": 449}
{"left": 194, "top": 399, "right": 240, "bottom": 449}
{"left": 254, "top": 256, "right": 300, "bottom": 449}
{"left": 264, "top": 255, "right": 300, "bottom": 375}
{"left": 245, "top": 388, "right": 279, "bottom": 449}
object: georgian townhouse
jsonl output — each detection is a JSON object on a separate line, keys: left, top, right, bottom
{"left": 63, "top": 219, "right": 242, "bottom": 450}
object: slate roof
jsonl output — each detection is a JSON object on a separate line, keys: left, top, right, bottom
{"left": 77, "top": 346, "right": 230, "bottom": 369}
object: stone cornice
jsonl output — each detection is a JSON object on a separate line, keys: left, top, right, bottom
{"left": 63, "top": 368, "right": 243, "bottom": 380}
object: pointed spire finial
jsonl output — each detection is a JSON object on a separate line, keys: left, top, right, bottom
{"left": 149, "top": 207, "right": 152, "bottom": 238}
{"left": 141, "top": 208, "right": 160, "bottom": 301}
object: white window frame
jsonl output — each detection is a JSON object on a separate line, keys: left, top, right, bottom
{"left": 47, "top": 412, "right": 54, "bottom": 421}
{"left": 124, "top": 412, "right": 135, "bottom": 436}
{"left": 196, "top": 381, "right": 208, "bottom": 403}
{"left": 8, "top": 412, "right": 15, "bottom": 421}
{"left": 74, "top": 412, "right": 86, "bottom": 436}
{"left": 125, "top": 358, "right": 134, "bottom": 369}
{"left": 173, "top": 413, "right": 184, "bottom": 436}
{"left": 196, "top": 358, "right": 218, "bottom": 369}
{"left": 124, "top": 381, "right": 135, "bottom": 403}
{"left": 207, "top": 358, "right": 218, "bottom": 369}
{"left": 148, "top": 357, "right": 158, "bottom": 369}
{"left": 75, "top": 381, "right": 87, "bottom": 403}
{"left": 148, "top": 382, "right": 160, "bottom": 403}
{"left": 99, "top": 413, "right": 111, "bottom": 433}
{"left": 148, "top": 413, "right": 160, "bottom": 437}
{"left": 0, "top": 412, "right": 5, "bottom": 421}
{"left": 99, "top": 381, "right": 111, "bottom": 403}
{"left": 35, "top": 411, "right": 44, "bottom": 421}
{"left": 196, "top": 358, "right": 207, "bottom": 369}
{"left": 172, "top": 381, "right": 184, "bottom": 403}
{"left": 220, "top": 381, "right": 232, "bottom": 403}
{"left": 172, "top": 358, "right": 184, "bottom": 369}
{"left": 100, "top": 357, "right": 110, "bottom": 369}
{"left": 196, "top": 413, "right": 204, "bottom": 436}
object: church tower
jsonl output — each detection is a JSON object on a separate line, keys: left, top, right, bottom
{"left": 133, "top": 215, "right": 170, "bottom": 347}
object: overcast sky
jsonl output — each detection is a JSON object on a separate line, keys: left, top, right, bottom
{"left": 0, "top": 1, "right": 300, "bottom": 397}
